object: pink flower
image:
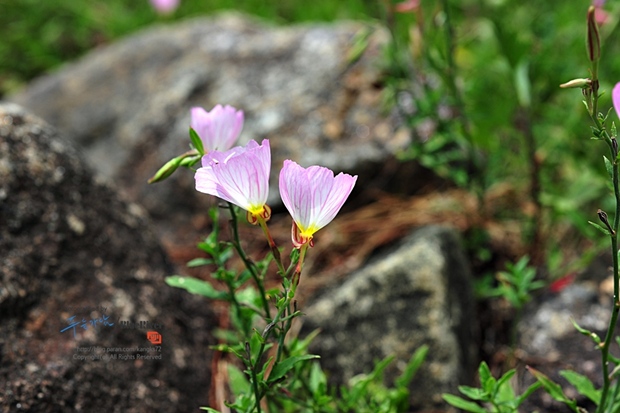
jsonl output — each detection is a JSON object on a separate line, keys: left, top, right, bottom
{"left": 613, "top": 83, "right": 620, "bottom": 119}
{"left": 191, "top": 105, "right": 244, "bottom": 153}
{"left": 150, "top": 0, "right": 179, "bottom": 14}
{"left": 195, "top": 139, "right": 271, "bottom": 223}
{"left": 279, "top": 160, "right": 357, "bottom": 248}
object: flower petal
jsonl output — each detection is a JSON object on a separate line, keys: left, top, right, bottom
{"left": 190, "top": 104, "right": 244, "bottom": 152}
{"left": 279, "top": 160, "right": 357, "bottom": 242}
{"left": 195, "top": 139, "right": 270, "bottom": 212}
{"left": 613, "top": 83, "right": 620, "bottom": 121}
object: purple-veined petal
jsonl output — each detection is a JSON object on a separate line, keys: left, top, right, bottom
{"left": 195, "top": 139, "right": 270, "bottom": 213}
{"left": 279, "top": 160, "right": 357, "bottom": 243}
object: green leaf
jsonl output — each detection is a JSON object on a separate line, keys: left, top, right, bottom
{"left": 588, "top": 221, "right": 611, "bottom": 236}
{"left": 187, "top": 258, "right": 213, "bottom": 267}
{"left": 165, "top": 276, "right": 228, "bottom": 300}
{"left": 478, "top": 362, "right": 496, "bottom": 394}
{"left": 197, "top": 241, "right": 217, "bottom": 256}
{"left": 560, "top": 370, "right": 601, "bottom": 405}
{"left": 200, "top": 408, "right": 221, "bottom": 412}
{"left": 514, "top": 59, "right": 531, "bottom": 108}
{"left": 267, "top": 354, "right": 320, "bottom": 383}
{"left": 458, "top": 385, "right": 488, "bottom": 401}
{"left": 442, "top": 394, "right": 487, "bottom": 413}
{"left": 395, "top": 345, "right": 428, "bottom": 388}
{"left": 516, "top": 381, "right": 542, "bottom": 406}
{"left": 347, "top": 28, "right": 370, "bottom": 65}
{"left": 189, "top": 127, "right": 205, "bottom": 155}
{"left": 495, "top": 369, "right": 517, "bottom": 402}
{"left": 528, "top": 366, "right": 579, "bottom": 411}
{"left": 229, "top": 363, "right": 253, "bottom": 398}
{"left": 604, "top": 156, "right": 613, "bottom": 179}
{"left": 496, "top": 369, "right": 516, "bottom": 390}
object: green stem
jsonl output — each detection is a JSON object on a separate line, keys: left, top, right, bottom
{"left": 257, "top": 217, "right": 286, "bottom": 276}
{"left": 598, "top": 175, "right": 620, "bottom": 412}
{"left": 228, "top": 203, "right": 272, "bottom": 320}
{"left": 248, "top": 348, "right": 263, "bottom": 413}
{"left": 594, "top": 129, "right": 620, "bottom": 413}
{"left": 606, "top": 378, "right": 620, "bottom": 413}
{"left": 439, "top": 0, "right": 483, "bottom": 205}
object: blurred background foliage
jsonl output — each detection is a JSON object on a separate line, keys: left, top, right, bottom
{"left": 2, "top": 0, "right": 620, "bottom": 279}
{"left": 0, "top": 0, "right": 381, "bottom": 95}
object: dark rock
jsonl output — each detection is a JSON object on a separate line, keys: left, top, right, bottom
{"left": 0, "top": 103, "right": 214, "bottom": 412}
{"left": 301, "top": 225, "right": 476, "bottom": 411}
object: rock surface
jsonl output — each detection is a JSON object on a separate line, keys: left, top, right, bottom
{"left": 517, "top": 280, "right": 612, "bottom": 412}
{"left": 301, "top": 225, "right": 476, "bottom": 411}
{"left": 0, "top": 103, "right": 214, "bottom": 412}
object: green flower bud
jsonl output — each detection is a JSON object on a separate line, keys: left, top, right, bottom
{"left": 587, "top": 6, "right": 601, "bottom": 62}
{"left": 559, "top": 78, "right": 592, "bottom": 89}
{"left": 148, "top": 150, "right": 200, "bottom": 184}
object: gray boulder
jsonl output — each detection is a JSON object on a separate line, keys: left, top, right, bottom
{"left": 301, "top": 225, "right": 476, "bottom": 411}
{"left": 517, "top": 280, "right": 610, "bottom": 412}
{"left": 8, "top": 13, "right": 408, "bottom": 222}
{"left": 0, "top": 103, "right": 214, "bottom": 412}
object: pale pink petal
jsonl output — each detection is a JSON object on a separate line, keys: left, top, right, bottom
{"left": 279, "top": 161, "right": 309, "bottom": 226}
{"left": 279, "top": 160, "right": 357, "bottom": 239}
{"left": 195, "top": 140, "right": 270, "bottom": 212}
{"left": 190, "top": 105, "right": 243, "bottom": 152}
{"left": 613, "top": 83, "right": 620, "bottom": 120}
{"left": 314, "top": 172, "right": 357, "bottom": 229}
{"left": 150, "top": 0, "right": 179, "bottom": 14}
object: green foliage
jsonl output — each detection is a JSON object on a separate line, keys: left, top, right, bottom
{"left": 383, "top": 0, "right": 617, "bottom": 277}
{"left": 165, "top": 204, "right": 428, "bottom": 412}
{"left": 476, "top": 256, "right": 544, "bottom": 310}
{"left": 527, "top": 367, "right": 589, "bottom": 413}
{"left": 443, "top": 362, "right": 541, "bottom": 413}
{"left": 0, "top": 0, "right": 381, "bottom": 96}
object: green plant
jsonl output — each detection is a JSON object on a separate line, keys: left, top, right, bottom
{"left": 443, "top": 361, "right": 540, "bottom": 413}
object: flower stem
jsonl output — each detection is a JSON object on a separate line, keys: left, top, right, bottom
{"left": 228, "top": 203, "right": 271, "bottom": 320}
{"left": 257, "top": 217, "right": 286, "bottom": 276}
{"left": 292, "top": 243, "right": 309, "bottom": 289}
{"left": 246, "top": 341, "right": 263, "bottom": 413}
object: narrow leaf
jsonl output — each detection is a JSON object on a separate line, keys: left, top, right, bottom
{"left": 516, "top": 381, "right": 542, "bottom": 405}
{"left": 528, "top": 366, "right": 579, "bottom": 411}
{"left": 604, "top": 156, "right": 613, "bottom": 179}
{"left": 458, "top": 385, "right": 488, "bottom": 401}
{"left": 267, "top": 354, "right": 320, "bottom": 383}
{"left": 560, "top": 370, "right": 601, "bottom": 405}
{"left": 165, "top": 276, "right": 228, "bottom": 299}
{"left": 395, "top": 345, "right": 428, "bottom": 388}
{"left": 227, "top": 362, "right": 251, "bottom": 395}
{"left": 442, "top": 394, "right": 487, "bottom": 413}
{"left": 588, "top": 221, "right": 611, "bottom": 236}
{"left": 189, "top": 127, "right": 205, "bottom": 155}
{"left": 478, "top": 361, "right": 496, "bottom": 394}
{"left": 187, "top": 258, "right": 213, "bottom": 267}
